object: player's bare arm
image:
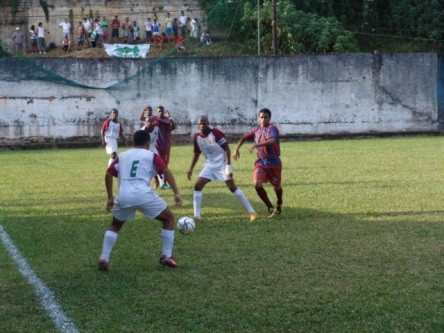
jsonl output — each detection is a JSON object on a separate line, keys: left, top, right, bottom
{"left": 187, "top": 153, "right": 200, "bottom": 180}
{"left": 163, "top": 168, "right": 182, "bottom": 206}
{"left": 232, "top": 137, "right": 246, "bottom": 161}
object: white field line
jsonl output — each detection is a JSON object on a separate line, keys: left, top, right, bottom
{"left": 0, "top": 225, "right": 80, "bottom": 333}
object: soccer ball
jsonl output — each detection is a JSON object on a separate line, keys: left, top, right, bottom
{"left": 177, "top": 216, "right": 195, "bottom": 235}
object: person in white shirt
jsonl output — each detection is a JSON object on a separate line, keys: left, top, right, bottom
{"left": 140, "top": 106, "right": 160, "bottom": 188}
{"left": 187, "top": 115, "right": 257, "bottom": 221}
{"left": 179, "top": 11, "right": 187, "bottom": 36}
{"left": 37, "top": 22, "right": 47, "bottom": 54}
{"left": 100, "top": 108, "right": 127, "bottom": 166}
{"left": 144, "top": 17, "right": 153, "bottom": 43}
{"left": 58, "top": 18, "right": 71, "bottom": 40}
{"left": 98, "top": 130, "right": 183, "bottom": 271}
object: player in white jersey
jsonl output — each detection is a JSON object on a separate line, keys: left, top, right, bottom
{"left": 101, "top": 108, "right": 127, "bottom": 166}
{"left": 98, "top": 130, "right": 182, "bottom": 271}
{"left": 187, "top": 115, "right": 257, "bottom": 221}
{"left": 140, "top": 105, "right": 160, "bottom": 187}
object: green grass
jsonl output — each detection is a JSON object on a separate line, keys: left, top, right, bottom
{"left": 0, "top": 137, "right": 443, "bottom": 332}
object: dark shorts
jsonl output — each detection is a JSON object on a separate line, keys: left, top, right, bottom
{"left": 112, "top": 28, "right": 119, "bottom": 38}
{"left": 37, "top": 37, "right": 46, "bottom": 49}
{"left": 146, "top": 31, "right": 153, "bottom": 39}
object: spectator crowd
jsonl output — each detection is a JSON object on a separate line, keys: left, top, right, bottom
{"left": 11, "top": 10, "right": 212, "bottom": 56}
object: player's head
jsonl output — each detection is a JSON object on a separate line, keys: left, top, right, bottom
{"left": 258, "top": 108, "right": 271, "bottom": 127}
{"left": 157, "top": 106, "right": 165, "bottom": 116}
{"left": 134, "top": 130, "right": 150, "bottom": 147}
{"left": 144, "top": 106, "right": 153, "bottom": 116}
{"left": 197, "top": 115, "right": 210, "bottom": 134}
{"left": 110, "top": 108, "right": 118, "bottom": 120}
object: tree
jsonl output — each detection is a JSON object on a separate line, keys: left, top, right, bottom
{"left": 242, "top": 0, "right": 360, "bottom": 54}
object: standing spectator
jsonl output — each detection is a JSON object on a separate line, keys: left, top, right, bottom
{"left": 152, "top": 19, "right": 161, "bottom": 38}
{"left": 164, "top": 13, "right": 174, "bottom": 43}
{"left": 154, "top": 106, "right": 175, "bottom": 189}
{"left": 232, "top": 108, "right": 283, "bottom": 218}
{"left": 37, "top": 22, "right": 47, "bottom": 54}
{"left": 101, "top": 108, "right": 128, "bottom": 166}
{"left": 187, "top": 115, "right": 257, "bottom": 221}
{"left": 76, "top": 21, "right": 85, "bottom": 50}
{"left": 97, "top": 130, "right": 182, "bottom": 271}
{"left": 111, "top": 15, "right": 120, "bottom": 43}
{"left": 190, "top": 18, "right": 200, "bottom": 41}
{"left": 172, "top": 18, "right": 179, "bottom": 41}
{"left": 144, "top": 17, "right": 153, "bottom": 43}
{"left": 29, "top": 25, "right": 38, "bottom": 53}
{"left": 61, "top": 36, "right": 71, "bottom": 54}
{"left": 93, "top": 18, "right": 103, "bottom": 47}
{"left": 122, "top": 17, "right": 132, "bottom": 43}
{"left": 83, "top": 16, "right": 93, "bottom": 47}
{"left": 12, "top": 27, "right": 25, "bottom": 55}
{"left": 179, "top": 11, "right": 187, "bottom": 36}
{"left": 132, "top": 21, "right": 140, "bottom": 42}
{"left": 101, "top": 16, "right": 109, "bottom": 41}
{"left": 58, "top": 17, "right": 71, "bottom": 40}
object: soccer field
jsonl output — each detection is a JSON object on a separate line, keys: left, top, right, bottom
{"left": 0, "top": 137, "right": 443, "bottom": 332}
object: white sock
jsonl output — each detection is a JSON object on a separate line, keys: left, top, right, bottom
{"left": 99, "top": 230, "right": 118, "bottom": 262}
{"left": 161, "top": 229, "right": 175, "bottom": 257}
{"left": 193, "top": 191, "right": 203, "bottom": 218}
{"left": 234, "top": 188, "right": 255, "bottom": 213}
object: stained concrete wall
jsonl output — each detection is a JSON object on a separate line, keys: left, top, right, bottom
{"left": 0, "top": 53, "right": 439, "bottom": 147}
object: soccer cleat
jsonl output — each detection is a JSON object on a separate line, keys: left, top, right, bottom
{"left": 268, "top": 206, "right": 278, "bottom": 219}
{"left": 98, "top": 260, "right": 109, "bottom": 272}
{"left": 249, "top": 212, "right": 258, "bottom": 221}
{"left": 276, "top": 205, "right": 282, "bottom": 215}
{"left": 193, "top": 216, "right": 201, "bottom": 222}
{"left": 160, "top": 184, "right": 171, "bottom": 190}
{"left": 159, "top": 255, "right": 178, "bottom": 268}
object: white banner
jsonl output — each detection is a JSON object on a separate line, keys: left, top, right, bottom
{"left": 104, "top": 43, "right": 150, "bottom": 58}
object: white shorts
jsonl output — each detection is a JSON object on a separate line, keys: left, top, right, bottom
{"left": 198, "top": 164, "right": 229, "bottom": 182}
{"left": 105, "top": 139, "right": 118, "bottom": 155}
{"left": 113, "top": 192, "right": 167, "bottom": 221}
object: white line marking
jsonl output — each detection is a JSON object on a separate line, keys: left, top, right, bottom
{"left": 0, "top": 225, "right": 80, "bottom": 333}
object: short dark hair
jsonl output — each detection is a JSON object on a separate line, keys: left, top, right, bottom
{"left": 259, "top": 108, "right": 271, "bottom": 117}
{"left": 134, "top": 130, "right": 149, "bottom": 146}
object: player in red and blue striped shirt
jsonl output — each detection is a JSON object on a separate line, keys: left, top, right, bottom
{"left": 232, "top": 108, "right": 283, "bottom": 219}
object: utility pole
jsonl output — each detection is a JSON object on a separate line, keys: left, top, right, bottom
{"left": 271, "top": 0, "right": 277, "bottom": 55}
{"left": 257, "top": 0, "right": 260, "bottom": 55}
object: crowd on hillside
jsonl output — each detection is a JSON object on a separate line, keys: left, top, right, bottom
{"left": 11, "top": 10, "right": 213, "bottom": 55}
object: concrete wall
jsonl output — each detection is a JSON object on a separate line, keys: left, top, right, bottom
{"left": 0, "top": 53, "right": 439, "bottom": 147}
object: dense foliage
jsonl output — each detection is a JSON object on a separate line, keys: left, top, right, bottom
{"left": 200, "top": 0, "right": 444, "bottom": 54}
